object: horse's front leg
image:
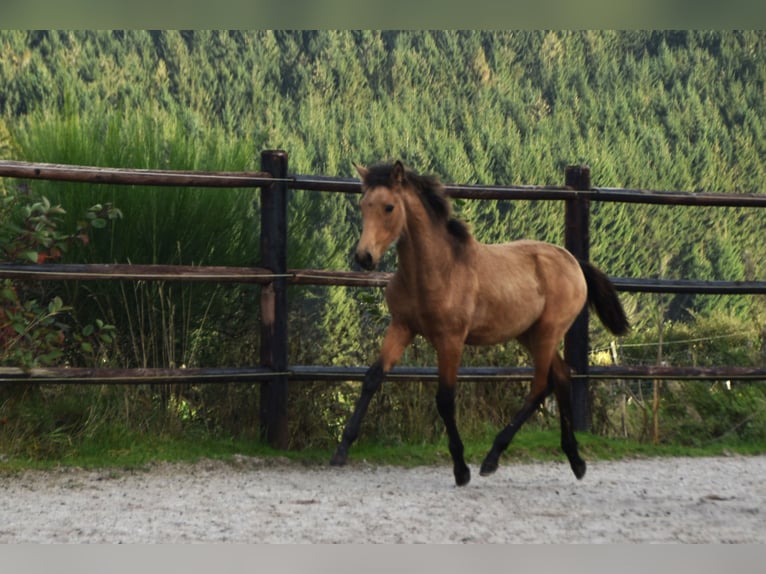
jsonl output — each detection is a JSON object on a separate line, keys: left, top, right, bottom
{"left": 330, "top": 321, "right": 412, "bottom": 467}
{"left": 435, "top": 338, "right": 471, "bottom": 487}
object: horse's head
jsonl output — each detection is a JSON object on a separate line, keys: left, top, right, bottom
{"left": 354, "top": 160, "right": 408, "bottom": 271}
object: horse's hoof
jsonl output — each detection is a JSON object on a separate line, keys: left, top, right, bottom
{"left": 455, "top": 464, "right": 471, "bottom": 487}
{"left": 572, "top": 459, "right": 586, "bottom": 480}
{"left": 479, "top": 455, "right": 499, "bottom": 477}
{"left": 329, "top": 449, "right": 347, "bottom": 467}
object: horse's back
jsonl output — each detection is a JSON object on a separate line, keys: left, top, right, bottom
{"left": 483, "top": 240, "right": 587, "bottom": 306}
{"left": 482, "top": 239, "right": 582, "bottom": 277}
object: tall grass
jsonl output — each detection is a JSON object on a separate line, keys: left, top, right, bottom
{"left": 9, "top": 101, "right": 263, "bottom": 371}
{"left": 11, "top": 98, "right": 260, "bottom": 266}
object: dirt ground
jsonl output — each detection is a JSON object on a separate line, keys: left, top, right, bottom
{"left": 1, "top": 454, "right": 764, "bottom": 543}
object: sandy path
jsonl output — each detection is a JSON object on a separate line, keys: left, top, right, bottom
{"left": 1, "top": 455, "right": 764, "bottom": 543}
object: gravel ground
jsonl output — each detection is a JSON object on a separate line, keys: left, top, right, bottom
{"left": 1, "top": 454, "right": 764, "bottom": 543}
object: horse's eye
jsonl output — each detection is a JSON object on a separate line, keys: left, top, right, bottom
{"left": 384, "top": 204, "right": 395, "bottom": 213}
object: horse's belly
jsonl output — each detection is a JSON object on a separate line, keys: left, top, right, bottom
{"left": 464, "top": 306, "right": 541, "bottom": 346}
{"left": 464, "top": 331, "right": 509, "bottom": 346}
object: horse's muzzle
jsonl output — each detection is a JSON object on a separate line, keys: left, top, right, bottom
{"left": 355, "top": 250, "right": 376, "bottom": 271}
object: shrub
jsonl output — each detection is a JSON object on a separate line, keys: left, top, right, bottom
{"left": 0, "top": 192, "right": 121, "bottom": 368}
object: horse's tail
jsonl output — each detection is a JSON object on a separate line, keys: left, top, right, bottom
{"left": 579, "top": 261, "right": 630, "bottom": 336}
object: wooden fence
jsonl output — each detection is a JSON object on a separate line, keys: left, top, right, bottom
{"left": 2, "top": 149, "right": 766, "bottom": 447}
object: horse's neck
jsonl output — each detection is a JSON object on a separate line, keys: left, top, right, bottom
{"left": 396, "top": 193, "right": 458, "bottom": 284}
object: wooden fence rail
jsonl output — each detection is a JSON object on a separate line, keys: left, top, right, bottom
{"left": 3, "top": 263, "right": 766, "bottom": 293}
{"left": 2, "top": 151, "right": 766, "bottom": 446}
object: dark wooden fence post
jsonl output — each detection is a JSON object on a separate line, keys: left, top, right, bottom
{"left": 259, "top": 150, "right": 289, "bottom": 448}
{"left": 564, "top": 165, "right": 592, "bottom": 432}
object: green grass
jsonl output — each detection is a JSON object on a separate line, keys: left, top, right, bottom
{"left": 2, "top": 427, "right": 763, "bottom": 474}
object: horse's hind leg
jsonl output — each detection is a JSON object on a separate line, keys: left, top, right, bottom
{"left": 480, "top": 330, "right": 556, "bottom": 477}
{"left": 479, "top": 371, "right": 552, "bottom": 477}
{"left": 480, "top": 351, "right": 586, "bottom": 479}
{"left": 551, "top": 353, "right": 586, "bottom": 479}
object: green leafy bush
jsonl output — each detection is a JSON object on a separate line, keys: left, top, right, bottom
{"left": 0, "top": 192, "right": 121, "bottom": 367}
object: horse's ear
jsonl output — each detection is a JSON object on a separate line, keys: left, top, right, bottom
{"left": 392, "top": 160, "right": 406, "bottom": 185}
{"left": 353, "top": 162, "right": 368, "bottom": 180}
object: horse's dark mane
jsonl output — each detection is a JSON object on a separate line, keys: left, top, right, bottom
{"left": 363, "top": 162, "right": 471, "bottom": 244}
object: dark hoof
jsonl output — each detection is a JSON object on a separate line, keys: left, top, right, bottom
{"left": 329, "top": 448, "right": 348, "bottom": 467}
{"left": 572, "top": 459, "right": 586, "bottom": 480}
{"left": 455, "top": 464, "right": 471, "bottom": 487}
{"left": 479, "top": 454, "right": 499, "bottom": 477}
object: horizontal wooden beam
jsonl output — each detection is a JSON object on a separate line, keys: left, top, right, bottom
{"left": 590, "top": 186, "right": 766, "bottom": 207}
{"left": 610, "top": 277, "right": 766, "bottom": 294}
{"left": 2, "top": 364, "right": 765, "bottom": 385}
{"left": 0, "top": 160, "right": 273, "bottom": 188}
{"left": 0, "top": 263, "right": 392, "bottom": 287}
{"left": 3, "top": 160, "right": 765, "bottom": 206}
{"left": 0, "top": 366, "right": 275, "bottom": 384}
{"left": 2, "top": 264, "right": 764, "bottom": 293}
{"left": 0, "top": 263, "right": 277, "bottom": 283}
{"left": 588, "top": 365, "right": 766, "bottom": 380}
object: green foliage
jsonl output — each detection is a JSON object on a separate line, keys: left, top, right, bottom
{"left": 1, "top": 195, "right": 121, "bottom": 264}
{"left": 0, "top": 281, "right": 68, "bottom": 367}
{"left": 618, "top": 310, "right": 763, "bottom": 369}
{"left": 588, "top": 310, "right": 765, "bottom": 445}
{"left": 661, "top": 382, "right": 766, "bottom": 445}
{"left": 0, "top": 192, "right": 119, "bottom": 368}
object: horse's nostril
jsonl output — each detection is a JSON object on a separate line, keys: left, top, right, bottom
{"left": 356, "top": 251, "right": 374, "bottom": 270}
